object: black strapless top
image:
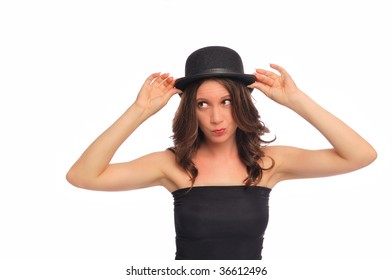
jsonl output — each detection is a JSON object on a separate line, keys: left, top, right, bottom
{"left": 172, "top": 186, "right": 271, "bottom": 260}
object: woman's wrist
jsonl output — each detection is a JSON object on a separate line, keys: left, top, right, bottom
{"left": 284, "top": 89, "right": 310, "bottom": 112}
{"left": 128, "top": 102, "right": 154, "bottom": 123}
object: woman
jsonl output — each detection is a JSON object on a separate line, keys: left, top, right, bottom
{"left": 66, "top": 46, "right": 377, "bottom": 260}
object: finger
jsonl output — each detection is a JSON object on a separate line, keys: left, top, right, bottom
{"left": 153, "top": 73, "right": 170, "bottom": 86}
{"left": 144, "top": 72, "right": 161, "bottom": 86}
{"left": 162, "top": 86, "right": 181, "bottom": 103}
{"left": 270, "top": 64, "right": 296, "bottom": 85}
{"left": 255, "top": 68, "right": 280, "bottom": 80}
{"left": 167, "top": 87, "right": 181, "bottom": 98}
{"left": 269, "top": 63, "right": 284, "bottom": 71}
{"left": 248, "top": 82, "right": 271, "bottom": 96}
{"left": 254, "top": 71, "right": 275, "bottom": 86}
{"left": 160, "top": 76, "right": 173, "bottom": 89}
{"left": 270, "top": 64, "right": 289, "bottom": 76}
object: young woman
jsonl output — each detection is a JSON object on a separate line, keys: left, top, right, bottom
{"left": 66, "top": 46, "right": 377, "bottom": 260}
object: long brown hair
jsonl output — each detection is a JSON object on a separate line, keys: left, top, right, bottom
{"left": 170, "top": 78, "right": 275, "bottom": 186}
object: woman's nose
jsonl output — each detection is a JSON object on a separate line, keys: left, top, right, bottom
{"left": 210, "top": 107, "right": 223, "bottom": 124}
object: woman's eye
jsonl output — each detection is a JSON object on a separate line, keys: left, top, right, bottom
{"left": 198, "top": 101, "right": 208, "bottom": 108}
{"left": 223, "top": 99, "right": 232, "bottom": 105}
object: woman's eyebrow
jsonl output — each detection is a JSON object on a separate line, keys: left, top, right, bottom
{"left": 196, "top": 94, "right": 231, "bottom": 101}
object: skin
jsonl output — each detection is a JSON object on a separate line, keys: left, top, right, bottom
{"left": 192, "top": 80, "right": 249, "bottom": 186}
{"left": 66, "top": 65, "right": 377, "bottom": 193}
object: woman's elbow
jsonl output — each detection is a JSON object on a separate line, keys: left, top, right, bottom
{"left": 357, "top": 146, "right": 378, "bottom": 169}
{"left": 366, "top": 146, "right": 378, "bottom": 165}
{"left": 66, "top": 169, "right": 82, "bottom": 188}
{"left": 66, "top": 169, "right": 91, "bottom": 190}
{"left": 66, "top": 169, "right": 111, "bottom": 191}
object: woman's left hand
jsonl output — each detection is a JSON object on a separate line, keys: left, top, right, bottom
{"left": 248, "top": 64, "right": 301, "bottom": 107}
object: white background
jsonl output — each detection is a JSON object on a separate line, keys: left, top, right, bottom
{"left": 1, "top": 0, "right": 391, "bottom": 278}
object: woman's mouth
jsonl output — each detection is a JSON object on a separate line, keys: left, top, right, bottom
{"left": 212, "top": 128, "right": 226, "bottom": 136}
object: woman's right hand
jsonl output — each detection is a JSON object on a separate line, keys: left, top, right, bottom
{"left": 134, "top": 72, "right": 180, "bottom": 117}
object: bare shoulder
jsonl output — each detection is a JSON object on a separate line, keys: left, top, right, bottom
{"left": 262, "top": 145, "right": 311, "bottom": 171}
{"left": 259, "top": 145, "right": 300, "bottom": 187}
{"left": 261, "top": 145, "right": 291, "bottom": 167}
{"left": 147, "top": 149, "right": 176, "bottom": 162}
{"left": 262, "top": 145, "right": 298, "bottom": 159}
{"left": 154, "top": 150, "right": 191, "bottom": 192}
{"left": 140, "top": 149, "right": 179, "bottom": 175}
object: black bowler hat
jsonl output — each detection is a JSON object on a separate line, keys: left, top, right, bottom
{"left": 174, "top": 46, "right": 256, "bottom": 91}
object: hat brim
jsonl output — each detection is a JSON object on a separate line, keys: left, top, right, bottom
{"left": 175, "top": 73, "right": 256, "bottom": 91}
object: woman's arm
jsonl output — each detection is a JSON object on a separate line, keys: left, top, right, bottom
{"left": 66, "top": 73, "right": 180, "bottom": 191}
{"left": 249, "top": 64, "right": 377, "bottom": 181}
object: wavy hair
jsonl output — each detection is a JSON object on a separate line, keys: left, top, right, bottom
{"left": 169, "top": 78, "right": 275, "bottom": 186}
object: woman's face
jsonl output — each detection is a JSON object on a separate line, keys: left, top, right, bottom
{"left": 196, "top": 80, "right": 238, "bottom": 145}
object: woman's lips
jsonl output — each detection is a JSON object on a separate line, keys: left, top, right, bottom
{"left": 212, "top": 128, "right": 226, "bottom": 136}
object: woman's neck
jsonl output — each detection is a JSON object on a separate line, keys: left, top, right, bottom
{"left": 198, "top": 139, "right": 239, "bottom": 159}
